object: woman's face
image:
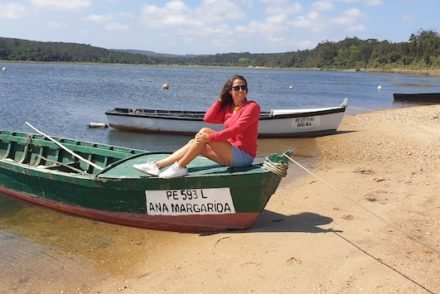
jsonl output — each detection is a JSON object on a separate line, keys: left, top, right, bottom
{"left": 229, "top": 78, "right": 248, "bottom": 106}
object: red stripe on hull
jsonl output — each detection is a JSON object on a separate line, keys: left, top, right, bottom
{"left": 0, "top": 186, "right": 260, "bottom": 233}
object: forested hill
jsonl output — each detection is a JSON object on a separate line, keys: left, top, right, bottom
{"left": 1, "top": 29, "right": 439, "bottom": 70}
{"left": 0, "top": 38, "right": 161, "bottom": 64}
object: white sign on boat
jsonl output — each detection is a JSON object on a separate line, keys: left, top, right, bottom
{"left": 145, "top": 188, "right": 236, "bottom": 216}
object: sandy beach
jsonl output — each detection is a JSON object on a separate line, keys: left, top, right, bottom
{"left": 4, "top": 104, "right": 437, "bottom": 293}
{"left": 87, "top": 104, "right": 440, "bottom": 293}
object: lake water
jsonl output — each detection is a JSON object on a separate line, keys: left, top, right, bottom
{"left": 2, "top": 62, "right": 440, "bottom": 151}
{"left": 1, "top": 62, "right": 440, "bottom": 291}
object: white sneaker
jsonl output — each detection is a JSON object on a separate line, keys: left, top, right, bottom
{"left": 159, "top": 162, "right": 188, "bottom": 179}
{"left": 133, "top": 162, "right": 160, "bottom": 176}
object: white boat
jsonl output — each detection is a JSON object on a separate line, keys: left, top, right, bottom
{"left": 105, "top": 99, "right": 348, "bottom": 138}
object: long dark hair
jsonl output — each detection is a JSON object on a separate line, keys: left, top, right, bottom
{"left": 218, "top": 75, "right": 248, "bottom": 107}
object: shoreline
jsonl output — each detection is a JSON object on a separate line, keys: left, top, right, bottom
{"left": 2, "top": 60, "right": 440, "bottom": 76}
{"left": 91, "top": 105, "right": 440, "bottom": 293}
{"left": 364, "top": 67, "right": 440, "bottom": 77}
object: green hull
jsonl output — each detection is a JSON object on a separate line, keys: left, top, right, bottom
{"left": 0, "top": 130, "right": 289, "bottom": 232}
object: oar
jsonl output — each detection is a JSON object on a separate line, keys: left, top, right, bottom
{"left": 25, "top": 122, "right": 103, "bottom": 171}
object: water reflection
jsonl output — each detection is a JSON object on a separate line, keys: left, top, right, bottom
{"left": 0, "top": 193, "right": 181, "bottom": 292}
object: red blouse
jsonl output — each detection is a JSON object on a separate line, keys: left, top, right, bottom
{"left": 204, "top": 100, "right": 260, "bottom": 157}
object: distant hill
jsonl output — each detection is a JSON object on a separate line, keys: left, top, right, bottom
{"left": 0, "top": 37, "right": 161, "bottom": 64}
{"left": 112, "top": 49, "right": 184, "bottom": 58}
{"left": 1, "top": 30, "right": 439, "bottom": 70}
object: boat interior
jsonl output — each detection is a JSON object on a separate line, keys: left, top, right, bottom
{"left": 0, "top": 131, "right": 142, "bottom": 175}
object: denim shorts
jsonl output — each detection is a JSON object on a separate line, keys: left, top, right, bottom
{"left": 231, "top": 145, "right": 254, "bottom": 167}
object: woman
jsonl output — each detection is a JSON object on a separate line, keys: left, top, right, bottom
{"left": 133, "top": 75, "right": 260, "bottom": 179}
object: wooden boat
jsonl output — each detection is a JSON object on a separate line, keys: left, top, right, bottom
{"left": 393, "top": 92, "right": 440, "bottom": 103}
{"left": 0, "top": 129, "right": 291, "bottom": 232}
{"left": 105, "top": 99, "right": 348, "bottom": 137}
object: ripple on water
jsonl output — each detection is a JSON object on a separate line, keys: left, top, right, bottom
{"left": 0, "top": 192, "right": 182, "bottom": 292}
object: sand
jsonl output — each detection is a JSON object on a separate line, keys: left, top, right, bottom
{"left": 91, "top": 105, "right": 440, "bottom": 293}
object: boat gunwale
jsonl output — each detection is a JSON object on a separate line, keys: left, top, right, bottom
{"left": 105, "top": 105, "right": 347, "bottom": 121}
{"left": 1, "top": 149, "right": 270, "bottom": 180}
{"left": 106, "top": 125, "right": 341, "bottom": 138}
{"left": 0, "top": 130, "right": 151, "bottom": 177}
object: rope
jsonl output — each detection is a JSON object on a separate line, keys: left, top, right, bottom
{"left": 348, "top": 105, "right": 375, "bottom": 112}
{"left": 282, "top": 153, "right": 438, "bottom": 293}
{"left": 262, "top": 152, "right": 290, "bottom": 177}
{"left": 36, "top": 155, "right": 87, "bottom": 175}
{"left": 283, "top": 153, "right": 440, "bottom": 255}
{"left": 25, "top": 122, "right": 103, "bottom": 171}
{"left": 262, "top": 159, "right": 288, "bottom": 177}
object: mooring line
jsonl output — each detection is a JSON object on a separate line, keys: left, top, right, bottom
{"left": 333, "top": 232, "right": 435, "bottom": 294}
{"left": 348, "top": 105, "right": 375, "bottom": 112}
{"left": 283, "top": 153, "right": 438, "bottom": 293}
{"left": 284, "top": 153, "right": 439, "bottom": 255}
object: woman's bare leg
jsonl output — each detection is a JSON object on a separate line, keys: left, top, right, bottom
{"left": 197, "top": 128, "right": 233, "bottom": 166}
{"left": 178, "top": 129, "right": 233, "bottom": 167}
{"left": 155, "top": 140, "right": 193, "bottom": 168}
{"left": 199, "top": 141, "right": 233, "bottom": 166}
{"left": 157, "top": 127, "right": 234, "bottom": 169}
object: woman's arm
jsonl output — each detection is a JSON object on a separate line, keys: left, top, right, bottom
{"left": 204, "top": 100, "right": 226, "bottom": 123}
{"left": 209, "top": 102, "right": 260, "bottom": 142}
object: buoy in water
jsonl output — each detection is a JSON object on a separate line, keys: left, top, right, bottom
{"left": 1, "top": 66, "right": 6, "bottom": 71}
{"left": 162, "top": 83, "right": 169, "bottom": 90}
{"left": 288, "top": 85, "right": 294, "bottom": 89}
{"left": 377, "top": 85, "right": 382, "bottom": 91}
{"left": 88, "top": 122, "right": 108, "bottom": 128}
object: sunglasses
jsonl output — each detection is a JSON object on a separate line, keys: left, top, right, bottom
{"left": 231, "top": 85, "right": 248, "bottom": 91}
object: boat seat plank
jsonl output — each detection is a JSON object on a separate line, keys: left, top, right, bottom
{"left": 42, "top": 161, "right": 83, "bottom": 173}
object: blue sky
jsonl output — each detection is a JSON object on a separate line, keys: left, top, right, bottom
{"left": 0, "top": 0, "right": 438, "bottom": 55}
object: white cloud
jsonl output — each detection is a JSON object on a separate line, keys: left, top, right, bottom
{"left": 264, "top": 1, "right": 303, "bottom": 15}
{"left": 86, "top": 13, "right": 131, "bottom": 33}
{"left": 290, "top": 11, "right": 323, "bottom": 30}
{"left": 31, "top": 0, "right": 90, "bottom": 11}
{"left": 141, "top": 0, "right": 201, "bottom": 28}
{"left": 0, "top": 0, "right": 432, "bottom": 54}
{"left": 233, "top": 1, "right": 303, "bottom": 42}
{"left": 86, "top": 14, "right": 112, "bottom": 24}
{"left": 312, "top": 1, "right": 334, "bottom": 11}
{"left": 331, "top": 8, "right": 363, "bottom": 25}
{"left": 113, "top": 0, "right": 371, "bottom": 53}
{"left": 195, "top": 0, "right": 245, "bottom": 23}
{"left": 307, "top": 11, "right": 320, "bottom": 21}
{"left": 0, "top": 3, "right": 26, "bottom": 19}
{"left": 139, "top": 0, "right": 246, "bottom": 47}
{"left": 138, "top": 0, "right": 330, "bottom": 53}
{"left": 105, "top": 22, "right": 129, "bottom": 32}
{"left": 290, "top": 15, "right": 313, "bottom": 29}
{"left": 266, "top": 14, "right": 288, "bottom": 25}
